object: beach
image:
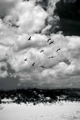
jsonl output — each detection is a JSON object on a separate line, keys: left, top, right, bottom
{"left": 0, "top": 101, "right": 80, "bottom": 120}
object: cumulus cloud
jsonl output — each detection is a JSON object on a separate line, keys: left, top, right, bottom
{"left": 16, "top": 1, "right": 48, "bottom": 34}
{"left": 0, "top": 0, "right": 19, "bottom": 18}
{"left": 13, "top": 34, "right": 48, "bottom": 52}
{"left": 0, "top": 62, "right": 8, "bottom": 78}
{"left": 0, "top": 0, "right": 80, "bottom": 89}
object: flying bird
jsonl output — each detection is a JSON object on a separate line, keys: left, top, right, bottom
{"left": 48, "top": 56, "right": 55, "bottom": 59}
{"left": 12, "top": 24, "right": 19, "bottom": 28}
{"left": 32, "top": 62, "right": 35, "bottom": 66}
{"left": 47, "top": 38, "right": 51, "bottom": 42}
{"left": 56, "top": 48, "right": 61, "bottom": 52}
{"left": 49, "top": 41, "right": 54, "bottom": 45}
{"left": 24, "top": 58, "right": 27, "bottom": 61}
{"left": 40, "top": 50, "right": 44, "bottom": 53}
{"left": 28, "top": 36, "right": 31, "bottom": 40}
{"left": 40, "top": 65, "right": 45, "bottom": 68}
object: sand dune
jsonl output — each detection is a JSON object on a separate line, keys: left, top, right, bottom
{"left": 0, "top": 101, "right": 80, "bottom": 120}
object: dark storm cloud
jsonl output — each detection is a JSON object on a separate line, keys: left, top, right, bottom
{"left": 36, "top": 0, "right": 48, "bottom": 11}
{"left": 54, "top": 0, "right": 80, "bottom": 36}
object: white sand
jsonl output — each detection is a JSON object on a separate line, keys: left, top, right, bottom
{"left": 0, "top": 101, "right": 80, "bottom": 120}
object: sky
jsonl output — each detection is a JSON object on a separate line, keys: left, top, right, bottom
{"left": 0, "top": 0, "right": 80, "bottom": 90}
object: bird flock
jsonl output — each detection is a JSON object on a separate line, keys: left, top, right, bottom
{"left": 24, "top": 36, "right": 61, "bottom": 68}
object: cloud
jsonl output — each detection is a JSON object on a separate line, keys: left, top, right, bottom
{"left": 0, "top": 0, "right": 19, "bottom": 19}
{"left": 0, "top": 62, "right": 8, "bottom": 78}
{"left": 16, "top": 1, "right": 48, "bottom": 34}
{"left": 0, "top": 0, "right": 80, "bottom": 89}
{"left": 54, "top": 0, "right": 80, "bottom": 35}
{"left": 13, "top": 34, "right": 48, "bottom": 52}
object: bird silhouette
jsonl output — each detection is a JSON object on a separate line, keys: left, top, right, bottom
{"left": 48, "top": 56, "right": 55, "bottom": 59}
{"left": 32, "top": 62, "right": 35, "bottom": 66}
{"left": 40, "top": 65, "right": 45, "bottom": 68}
{"left": 12, "top": 24, "right": 19, "bottom": 28}
{"left": 28, "top": 36, "right": 31, "bottom": 40}
{"left": 40, "top": 50, "right": 44, "bottom": 53}
{"left": 47, "top": 38, "right": 51, "bottom": 42}
{"left": 24, "top": 58, "right": 27, "bottom": 61}
{"left": 49, "top": 41, "right": 54, "bottom": 45}
{"left": 56, "top": 48, "right": 61, "bottom": 52}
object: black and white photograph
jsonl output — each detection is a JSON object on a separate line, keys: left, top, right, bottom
{"left": 0, "top": 0, "right": 80, "bottom": 120}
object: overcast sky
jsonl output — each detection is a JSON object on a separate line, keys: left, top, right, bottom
{"left": 0, "top": 0, "right": 80, "bottom": 90}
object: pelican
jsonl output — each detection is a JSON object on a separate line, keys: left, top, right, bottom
{"left": 32, "top": 62, "right": 35, "bottom": 66}
{"left": 40, "top": 65, "right": 45, "bottom": 68}
{"left": 49, "top": 41, "right": 54, "bottom": 45}
{"left": 12, "top": 24, "right": 19, "bottom": 28}
{"left": 47, "top": 38, "right": 51, "bottom": 42}
{"left": 40, "top": 50, "right": 44, "bottom": 53}
{"left": 24, "top": 58, "right": 27, "bottom": 61}
{"left": 56, "top": 48, "right": 61, "bottom": 52}
{"left": 28, "top": 36, "right": 31, "bottom": 40}
{"left": 48, "top": 56, "right": 55, "bottom": 59}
